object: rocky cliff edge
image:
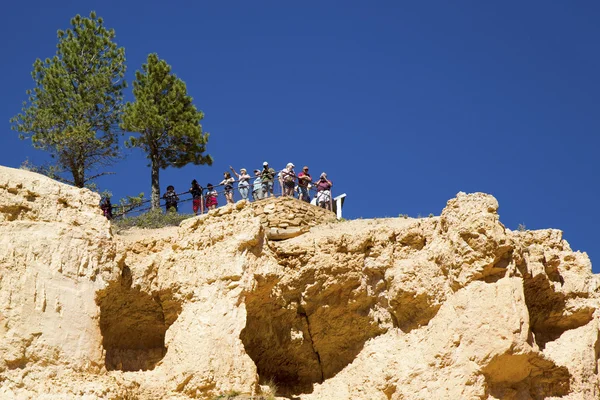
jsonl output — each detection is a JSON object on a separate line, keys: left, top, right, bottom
{"left": 0, "top": 165, "right": 598, "bottom": 400}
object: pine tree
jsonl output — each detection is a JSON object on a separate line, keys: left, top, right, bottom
{"left": 11, "top": 12, "right": 126, "bottom": 188}
{"left": 121, "top": 53, "right": 212, "bottom": 210}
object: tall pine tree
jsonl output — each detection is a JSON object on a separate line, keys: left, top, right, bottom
{"left": 11, "top": 12, "right": 126, "bottom": 187}
{"left": 121, "top": 53, "right": 212, "bottom": 209}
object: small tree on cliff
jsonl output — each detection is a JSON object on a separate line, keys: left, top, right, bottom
{"left": 121, "top": 53, "right": 212, "bottom": 210}
{"left": 10, "top": 12, "right": 126, "bottom": 188}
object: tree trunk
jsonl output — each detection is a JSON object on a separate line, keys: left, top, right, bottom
{"left": 72, "top": 165, "right": 85, "bottom": 188}
{"left": 151, "top": 157, "right": 160, "bottom": 210}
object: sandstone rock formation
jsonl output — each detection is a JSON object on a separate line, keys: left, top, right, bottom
{"left": 0, "top": 165, "right": 598, "bottom": 399}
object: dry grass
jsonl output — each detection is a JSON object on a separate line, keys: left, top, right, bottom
{"left": 259, "top": 378, "right": 278, "bottom": 400}
{"left": 112, "top": 208, "right": 193, "bottom": 230}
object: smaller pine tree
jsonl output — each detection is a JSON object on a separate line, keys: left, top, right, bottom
{"left": 121, "top": 53, "right": 212, "bottom": 209}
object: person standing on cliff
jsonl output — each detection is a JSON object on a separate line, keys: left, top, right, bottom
{"left": 205, "top": 183, "right": 218, "bottom": 210}
{"left": 252, "top": 169, "right": 263, "bottom": 201}
{"left": 279, "top": 162, "right": 296, "bottom": 197}
{"left": 261, "top": 161, "right": 276, "bottom": 198}
{"left": 219, "top": 172, "right": 235, "bottom": 204}
{"left": 163, "top": 185, "right": 179, "bottom": 213}
{"left": 297, "top": 166, "right": 312, "bottom": 202}
{"left": 316, "top": 173, "right": 333, "bottom": 210}
{"left": 100, "top": 197, "right": 113, "bottom": 220}
{"left": 230, "top": 166, "right": 251, "bottom": 201}
{"left": 190, "top": 180, "right": 203, "bottom": 215}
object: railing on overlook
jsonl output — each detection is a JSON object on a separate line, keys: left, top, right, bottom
{"left": 108, "top": 178, "right": 345, "bottom": 220}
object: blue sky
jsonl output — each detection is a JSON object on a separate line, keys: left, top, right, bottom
{"left": 2, "top": 1, "right": 599, "bottom": 271}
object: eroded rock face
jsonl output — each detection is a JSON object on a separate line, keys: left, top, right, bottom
{"left": 0, "top": 165, "right": 598, "bottom": 400}
{"left": 0, "top": 167, "right": 118, "bottom": 377}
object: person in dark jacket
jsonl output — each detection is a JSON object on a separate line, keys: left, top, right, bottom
{"left": 163, "top": 185, "right": 179, "bottom": 212}
{"left": 190, "top": 180, "right": 203, "bottom": 215}
{"left": 100, "top": 197, "right": 113, "bottom": 220}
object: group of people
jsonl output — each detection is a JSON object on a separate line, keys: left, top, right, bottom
{"left": 166, "top": 161, "right": 334, "bottom": 215}
{"left": 98, "top": 162, "right": 334, "bottom": 219}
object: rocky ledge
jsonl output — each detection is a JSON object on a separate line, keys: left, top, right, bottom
{"left": 0, "top": 165, "right": 598, "bottom": 400}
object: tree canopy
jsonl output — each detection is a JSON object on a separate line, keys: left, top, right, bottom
{"left": 10, "top": 11, "right": 126, "bottom": 188}
{"left": 121, "top": 53, "right": 212, "bottom": 209}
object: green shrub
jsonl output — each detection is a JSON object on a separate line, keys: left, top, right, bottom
{"left": 211, "top": 390, "right": 242, "bottom": 400}
{"left": 116, "top": 192, "right": 145, "bottom": 215}
{"left": 113, "top": 208, "right": 194, "bottom": 230}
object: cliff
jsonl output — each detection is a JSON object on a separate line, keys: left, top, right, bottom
{"left": 0, "top": 165, "right": 598, "bottom": 400}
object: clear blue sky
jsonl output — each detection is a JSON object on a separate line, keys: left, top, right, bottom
{"left": 2, "top": 1, "right": 599, "bottom": 271}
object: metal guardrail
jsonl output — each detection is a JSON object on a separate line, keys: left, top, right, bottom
{"left": 106, "top": 176, "right": 334, "bottom": 219}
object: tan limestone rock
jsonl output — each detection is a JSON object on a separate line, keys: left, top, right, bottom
{"left": 0, "top": 166, "right": 598, "bottom": 399}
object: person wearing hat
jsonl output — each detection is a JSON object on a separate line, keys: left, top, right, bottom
{"left": 230, "top": 165, "right": 251, "bottom": 201}
{"left": 316, "top": 173, "right": 333, "bottom": 210}
{"left": 252, "top": 169, "right": 263, "bottom": 201}
{"left": 279, "top": 162, "right": 297, "bottom": 197}
{"left": 261, "top": 161, "right": 276, "bottom": 198}
{"left": 297, "top": 166, "right": 312, "bottom": 202}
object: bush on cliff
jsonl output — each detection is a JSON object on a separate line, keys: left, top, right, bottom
{"left": 113, "top": 208, "right": 193, "bottom": 230}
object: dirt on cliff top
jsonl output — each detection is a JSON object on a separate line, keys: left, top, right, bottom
{"left": 114, "top": 214, "right": 421, "bottom": 245}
